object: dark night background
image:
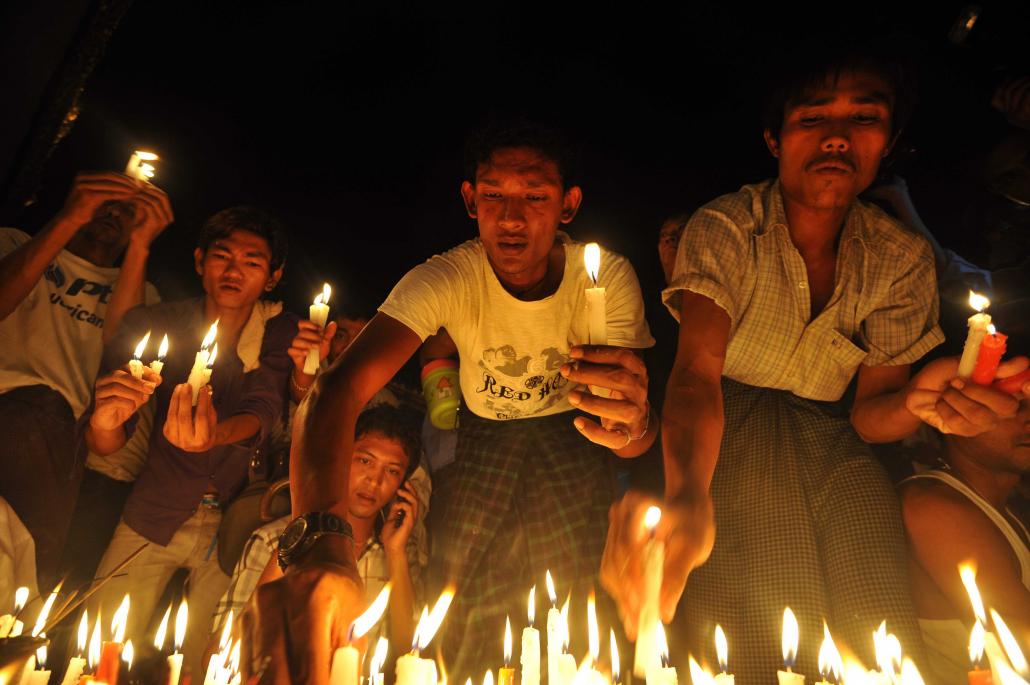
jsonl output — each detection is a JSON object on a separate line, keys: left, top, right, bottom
{"left": 3, "top": 1, "right": 1029, "bottom": 334}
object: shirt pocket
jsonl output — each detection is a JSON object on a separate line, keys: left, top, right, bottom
{"left": 793, "top": 326, "right": 868, "bottom": 400}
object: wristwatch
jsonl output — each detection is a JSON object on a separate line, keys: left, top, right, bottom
{"left": 277, "top": 511, "right": 353, "bottom": 571}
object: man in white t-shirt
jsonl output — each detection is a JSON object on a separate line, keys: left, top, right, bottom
{"left": 247, "top": 121, "right": 656, "bottom": 682}
{"left": 0, "top": 170, "right": 172, "bottom": 584}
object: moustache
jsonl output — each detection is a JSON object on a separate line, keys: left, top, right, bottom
{"left": 806, "top": 153, "right": 856, "bottom": 172}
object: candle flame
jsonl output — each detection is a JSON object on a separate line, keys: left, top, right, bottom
{"left": 415, "top": 588, "right": 454, "bottom": 652}
{"left": 466, "top": 679, "right": 473, "bottom": 685}
{"left": 689, "top": 656, "right": 715, "bottom": 685}
{"left": 89, "top": 614, "right": 102, "bottom": 669}
{"left": 483, "top": 669, "right": 494, "bottom": 685}
{"left": 14, "top": 586, "right": 28, "bottom": 613}
{"left": 350, "top": 582, "right": 391, "bottom": 641}
{"left": 412, "top": 606, "right": 429, "bottom": 652}
{"left": 201, "top": 320, "right": 219, "bottom": 349}
{"left": 899, "top": 657, "right": 926, "bottom": 685}
{"left": 656, "top": 621, "right": 670, "bottom": 667}
{"left": 528, "top": 585, "right": 536, "bottom": 626}
{"left": 584, "top": 243, "right": 601, "bottom": 284}
{"left": 175, "top": 598, "right": 188, "bottom": 651}
{"left": 123, "top": 639, "right": 134, "bottom": 670}
{"left": 323, "top": 283, "right": 332, "bottom": 304}
{"left": 817, "top": 622, "right": 843, "bottom": 681}
{"left": 31, "top": 583, "right": 61, "bottom": 636}
{"left": 158, "top": 334, "right": 169, "bottom": 359}
{"left": 371, "top": 636, "right": 389, "bottom": 675}
{"left": 644, "top": 506, "right": 662, "bottom": 535}
{"left": 988, "top": 323, "right": 997, "bottom": 336}
{"left": 139, "top": 163, "right": 156, "bottom": 180}
{"left": 969, "top": 291, "right": 991, "bottom": 313}
{"left": 112, "top": 594, "right": 130, "bottom": 643}
{"left": 504, "top": 614, "right": 513, "bottom": 666}
{"left": 546, "top": 570, "right": 557, "bottom": 606}
{"left": 843, "top": 658, "right": 869, "bottom": 685}
{"left": 560, "top": 594, "right": 571, "bottom": 651}
{"left": 782, "top": 607, "right": 799, "bottom": 668}
{"left": 873, "top": 621, "right": 902, "bottom": 680}
{"left": 77, "top": 610, "right": 89, "bottom": 655}
{"left": 207, "top": 343, "right": 219, "bottom": 368}
{"left": 219, "top": 610, "right": 234, "bottom": 650}
{"left": 715, "top": 624, "right": 728, "bottom": 672}
{"left": 36, "top": 640, "right": 46, "bottom": 668}
{"left": 610, "top": 628, "right": 620, "bottom": 682}
{"left": 992, "top": 608, "right": 1029, "bottom": 675}
{"left": 135, "top": 151, "right": 159, "bottom": 161}
{"left": 587, "top": 591, "right": 599, "bottom": 661}
{"left": 133, "top": 331, "right": 151, "bottom": 360}
{"left": 998, "top": 659, "right": 1030, "bottom": 685}
{"left": 230, "top": 639, "right": 241, "bottom": 675}
{"left": 970, "top": 621, "right": 986, "bottom": 666}
{"left": 960, "top": 564, "right": 987, "bottom": 624}
{"left": 154, "top": 604, "right": 171, "bottom": 650}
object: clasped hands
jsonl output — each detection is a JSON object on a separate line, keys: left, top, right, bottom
{"left": 560, "top": 345, "right": 650, "bottom": 451}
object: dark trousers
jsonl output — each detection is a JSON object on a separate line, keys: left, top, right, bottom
{"left": 0, "top": 385, "right": 84, "bottom": 587}
{"left": 58, "top": 467, "right": 134, "bottom": 589}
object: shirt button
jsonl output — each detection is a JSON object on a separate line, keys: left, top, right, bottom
{"left": 798, "top": 282, "right": 807, "bottom": 289}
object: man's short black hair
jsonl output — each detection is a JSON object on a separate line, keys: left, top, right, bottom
{"left": 762, "top": 36, "right": 917, "bottom": 140}
{"left": 197, "top": 206, "right": 289, "bottom": 272}
{"left": 355, "top": 403, "right": 422, "bottom": 479}
{"left": 464, "top": 117, "right": 579, "bottom": 189}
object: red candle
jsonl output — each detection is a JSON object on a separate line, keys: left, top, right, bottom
{"left": 95, "top": 641, "right": 122, "bottom": 685}
{"left": 968, "top": 668, "right": 994, "bottom": 685}
{"left": 971, "top": 327, "right": 1007, "bottom": 385}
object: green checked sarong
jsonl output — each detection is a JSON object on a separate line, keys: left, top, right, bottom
{"left": 432, "top": 409, "right": 615, "bottom": 679}
{"left": 673, "top": 379, "right": 926, "bottom": 683}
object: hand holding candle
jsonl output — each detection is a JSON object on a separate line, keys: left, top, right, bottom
{"left": 304, "top": 283, "right": 332, "bottom": 375}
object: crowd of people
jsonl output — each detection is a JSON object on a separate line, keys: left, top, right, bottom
{"left": 0, "top": 38, "right": 1028, "bottom": 685}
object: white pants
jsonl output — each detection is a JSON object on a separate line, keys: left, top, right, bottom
{"left": 91, "top": 507, "right": 230, "bottom": 678}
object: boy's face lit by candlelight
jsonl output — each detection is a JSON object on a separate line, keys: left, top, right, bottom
{"left": 765, "top": 69, "right": 895, "bottom": 211}
{"left": 348, "top": 432, "right": 410, "bottom": 519}
{"left": 461, "top": 147, "right": 582, "bottom": 291}
{"left": 194, "top": 229, "right": 282, "bottom": 309}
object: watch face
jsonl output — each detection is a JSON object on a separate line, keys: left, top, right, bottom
{"left": 280, "top": 517, "right": 309, "bottom": 554}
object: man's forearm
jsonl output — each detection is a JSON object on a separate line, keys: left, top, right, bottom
{"left": 851, "top": 385, "right": 921, "bottom": 443}
{"left": 662, "top": 369, "right": 724, "bottom": 499}
{"left": 386, "top": 551, "right": 416, "bottom": 653}
{"left": 103, "top": 241, "right": 149, "bottom": 343}
{"left": 0, "top": 212, "right": 81, "bottom": 320}
{"left": 215, "top": 413, "right": 263, "bottom": 446}
{"left": 85, "top": 423, "right": 128, "bottom": 456}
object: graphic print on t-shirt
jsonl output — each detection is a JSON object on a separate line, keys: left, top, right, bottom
{"left": 475, "top": 345, "right": 569, "bottom": 419}
{"left": 44, "top": 261, "right": 115, "bottom": 329}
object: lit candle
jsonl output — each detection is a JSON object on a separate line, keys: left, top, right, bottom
{"left": 1, "top": 585, "right": 29, "bottom": 638}
{"left": 713, "top": 625, "right": 734, "bottom": 684}
{"left": 395, "top": 589, "right": 453, "bottom": 685}
{"left": 188, "top": 321, "right": 219, "bottom": 405}
{"left": 304, "top": 283, "right": 331, "bottom": 375}
{"left": 816, "top": 623, "right": 842, "bottom": 685}
{"left": 521, "top": 586, "right": 541, "bottom": 685}
{"left": 124, "top": 151, "right": 159, "bottom": 184}
{"left": 369, "top": 637, "right": 388, "bottom": 685}
{"left": 777, "top": 608, "right": 804, "bottom": 685}
{"left": 204, "top": 610, "right": 234, "bottom": 685}
{"left": 900, "top": 658, "right": 927, "bottom": 685}
{"left": 484, "top": 670, "right": 494, "bottom": 685}
{"left": 330, "top": 583, "right": 392, "bottom": 685}
{"left": 688, "top": 657, "right": 714, "bottom": 685}
{"left": 127, "top": 331, "right": 150, "bottom": 380}
{"left": 28, "top": 642, "right": 51, "bottom": 685}
{"left": 545, "top": 571, "right": 562, "bottom": 685}
{"left": 958, "top": 292, "right": 992, "bottom": 379}
{"left": 150, "top": 334, "right": 169, "bottom": 375}
{"left": 611, "top": 629, "right": 621, "bottom": 685}
{"left": 18, "top": 586, "right": 59, "bottom": 685}
{"left": 122, "top": 640, "right": 134, "bottom": 677}
{"left": 60, "top": 611, "right": 90, "bottom": 685}
{"left": 634, "top": 506, "right": 664, "bottom": 679}
{"left": 583, "top": 592, "right": 607, "bottom": 685}
{"left": 556, "top": 596, "right": 576, "bottom": 685}
{"left": 497, "top": 616, "right": 515, "bottom": 685}
{"left": 990, "top": 609, "right": 1027, "bottom": 677}
{"left": 872, "top": 622, "right": 899, "bottom": 685}
{"left": 971, "top": 325, "right": 1007, "bottom": 386}
{"left": 968, "top": 621, "right": 993, "bottom": 685}
{"left": 645, "top": 623, "right": 678, "bottom": 685}
{"left": 583, "top": 243, "right": 607, "bottom": 346}
{"left": 96, "top": 595, "right": 129, "bottom": 685}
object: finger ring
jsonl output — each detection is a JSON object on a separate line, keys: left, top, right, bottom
{"left": 619, "top": 429, "right": 631, "bottom": 449}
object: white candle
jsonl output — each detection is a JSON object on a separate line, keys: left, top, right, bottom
{"left": 150, "top": 334, "right": 169, "bottom": 376}
{"left": 369, "top": 637, "right": 388, "bottom": 685}
{"left": 777, "top": 608, "right": 805, "bottom": 685}
{"left": 17, "top": 655, "right": 36, "bottom": 685}
{"left": 330, "top": 583, "right": 391, "bottom": 685}
{"left": 304, "top": 283, "right": 332, "bottom": 375}
{"left": 521, "top": 586, "right": 541, "bottom": 685}
{"left": 816, "top": 623, "right": 842, "bottom": 685}
{"left": 128, "top": 331, "right": 151, "bottom": 380}
{"left": 610, "top": 629, "right": 622, "bottom": 685}
{"left": 687, "top": 657, "right": 713, "bottom": 685}
{"left": 635, "top": 507, "right": 664, "bottom": 679}
{"left": 60, "top": 611, "right": 91, "bottom": 685}
{"left": 583, "top": 593, "right": 607, "bottom": 685}
{"left": 188, "top": 321, "right": 219, "bottom": 405}
{"left": 124, "top": 151, "right": 159, "bottom": 183}
{"left": 713, "top": 625, "right": 734, "bottom": 685}
{"left": 958, "top": 291, "right": 992, "bottom": 379}
{"left": 1, "top": 586, "right": 29, "bottom": 638}
{"left": 395, "top": 589, "right": 453, "bottom": 685}
{"left": 165, "top": 599, "right": 187, "bottom": 685}
{"left": 583, "top": 243, "right": 607, "bottom": 346}
{"left": 646, "top": 623, "right": 678, "bottom": 685}
{"left": 205, "top": 610, "right": 234, "bottom": 685}
{"left": 545, "top": 572, "right": 562, "bottom": 685}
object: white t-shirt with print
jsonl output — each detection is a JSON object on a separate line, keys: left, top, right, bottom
{"left": 0, "top": 228, "right": 159, "bottom": 418}
{"left": 379, "top": 234, "right": 654, "bottom": 420}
